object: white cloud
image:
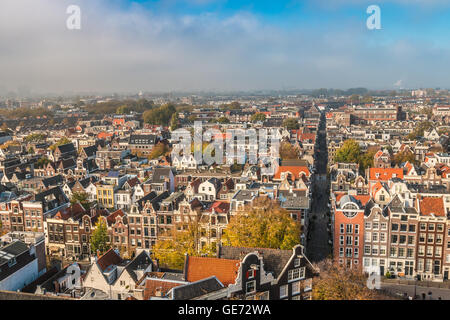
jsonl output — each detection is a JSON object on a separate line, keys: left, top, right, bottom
{"left": 0, "top": 0, "right": 448, "bottom": 94}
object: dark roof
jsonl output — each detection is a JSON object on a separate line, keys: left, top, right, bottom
{"left": 42, "top": 175, "right": 64, "bottom": 187}
{"left": 151, "top": 167, "right": 173, "bottom": 184}
{"left": 56, "top": 143, "right": 76, "bottom": 154}
{"left": 125, "top": 251, "right": 153, "bottom": 283}
{"left": 82, "top": 145, "right": 97, "bottom": 157}
{"left": 170, "top": 276, "right": 224, "bottom": 300}
{"left": 218, "top": 246, "right": 293, "bottom": 278}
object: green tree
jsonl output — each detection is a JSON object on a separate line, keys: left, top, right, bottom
{"left": 282, "top": 118, "right": 299, "bottom": 130}
{"left": 335, "top": 140, "right": 361, "bottom": 164}
{"left": 223, "top": 198, "right": 300, "bottom": 250}
{"left": 407, "top": 121, "right": 434, "bottom": 140}
{"left": 35, "top": 157, "right": 51, "bottom": 168}
{"left": 149, "top": 142, "right": 170, "bottom": 159}
{"left": 70, "top": 192, "right": 92, "bottom": 211}
{"left": 393, "top": 150, "right": 417, "bottom": 166}
{"left": 251, "top": 113, "right": 266, "bottom": 123}
{"left": 143, "top": 103, "right": 176, "bottom": 126}
{"left": 50, "top": 137, "right": 71, "bottom": 151}
{"left": 90, "top": 219, "right": 110, "bottom": 255}
{"left": 216, "top": 116, "right": 230, "bottom": 124}
{"left": 170, "top": 112, "right": 179, "bottom": 131}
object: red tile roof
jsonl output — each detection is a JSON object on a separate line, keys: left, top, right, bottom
{"left": 420, "top": 197, "right": 445, "bottom": 217}
{"left": 97, "top": 249, "right": 123, "bottom": 272}
{"left": 186, "top": 256, "right": 240, "bottom": 286}
{"left": 369, "top": 168, "right": 403, "bottom": 181}
{"left": 208, "top": 201, "right": 230, "bottom": 214}
{"left": 143, "top": 279, "right": 183, "bottom": 300}
{"left": 274, "top": 166, "right": 310, "bottom": 180}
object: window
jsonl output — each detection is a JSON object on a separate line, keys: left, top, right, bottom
{"left": 339, "top": 247, "right": 344, "bottom": 257}
{"left": 280, "top": 285, "right": 288, "bottom": 298}
{"left": 391, "top": 235, "right": 398, "bottom": 244}
{"left": 288, "top": 267, "right": 305, "bottom": 281}
{"left": 365, "top": 222, "right": 372, "bottom": 229}
{"left": 380, "top": 233, "right": 386, "bottom": 242}
{"left": 372, "top": 233, "right": 378, "bottom": 242}
{"left": 409, "top": 225, "right": 416, "bottom": 232}
{"left": 391, "top": 224, "right": 399, "bottom": 231}
{"left": 399, "top": 235, "right": 406, "bottom": 244}
{"left": 420, "top": 223, "right": 426, "bottom": 231}
{"left": 400, "top": 224, "right": 407, "bottom": 232}
{"left": 292, "top": 281, "right": 300, "bottom": 295}
{"left": 364, "top": 245, "right": 371, "bottom": 255}
{"left": 355, "top": 224, "right": 359, "bottom": 234}
{"left": 437, "top": 224, "right": 444, "bottom": 232}
{"left": 346, "top": 224, "right": 353, "bottom": 234}
{"left": 428, "top": 224, "right": 435, "bottom": 231}
{"left": 346, "top": 236, "right": 353, "bottom": 246}
{"left": 294, "top": 258, "right": 301, "bottom": 267}
{"left": 247, "top": 269, "right": 255, "bottom": 280}
{"left": 340, "top": 224, "right": 344, "bottom": 234}
{"left": 427, "top": 246, "right": 433, "bottom": 257}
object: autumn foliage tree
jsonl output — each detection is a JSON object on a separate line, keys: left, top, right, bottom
{"left": 152, "top": 220, "right": 216, "bottom": 270}
{"left": 392, "top": 150, "right": 417, "bottom": 166}
{"left": 312, "top": 259, "right": 391, "bottom": 300}
{"left": 223, "top": 198, "right": 300, "bottom": 250}
{"left": 280, "top": 141, "right": 300, "bottom": 160}
{"left": 90, "top": 219, "right": 110, "bottom": 256}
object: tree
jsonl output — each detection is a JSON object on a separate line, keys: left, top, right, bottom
{"left": 143, "top": 103, "right": 176, "bottom": 126}
{"left": 149, "top": 142, "right": 170, "bottom": 159}
{"left": 282, "top": 118, "right": 299, "bottom": 130}
{"left": 358, "top": 150, "right": 376, "bottom": 174}
{"left": 187, "top": 115, "right": 197, "bottom": 122}
{"left": 116, "top": 105, "right": 131, "bottom": 115}
{"left": 362, "top": 95, "right": 373, "bottom": 103}
{"left": 216, "top": 116, "right": 230, "bottom": 124}
{"left": 407, "top": 121, "right": 434, "bottom": 140}
{"left": 35, "top": 157, "right": 51, "bottom": 168}
{"left": 335, "top": 140, "right": 361, "bottom": 164}
{"left": 393, "top": 150, "right": 417, "bottom": 166}
{"left": 50, "top": 137, "right": 71, "bottom": 151}
{"left": 70, "top": 192, "right": 92, "bottom": 211}
{"left": 251, "top": 113, "right": 266, "bottom": 123}
{"left": 280, "top": 142, "right": 300, "bottom": 160}
{"left": 170, "top": 112, "right": 179, "bottom": 131}
{"left": 90, "top": 219, "right": 110, "bottom": 255}
{"left": 312, "top": 259, "right": 391, "bottom": 300}
{"left": 223, "top": 198, "right": 300, "bottom": 250}
{"left": 152, "top": 220, "right": 215, "bottom": 270}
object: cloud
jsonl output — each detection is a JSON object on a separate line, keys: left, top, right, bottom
{"left": 0, "top": 0, "right": 448, "bottom": 94}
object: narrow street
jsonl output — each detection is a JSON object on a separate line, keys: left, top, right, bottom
{"left": 306, "top": 112, "right": 332, "bottom": 262}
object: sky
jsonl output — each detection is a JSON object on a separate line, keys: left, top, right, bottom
{"left": 1, "top": 0, "right": 450, "bottom": 94}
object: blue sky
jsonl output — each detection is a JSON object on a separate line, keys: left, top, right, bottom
{"left": 1, "top": 0, "right": 450, "bottom": 93}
